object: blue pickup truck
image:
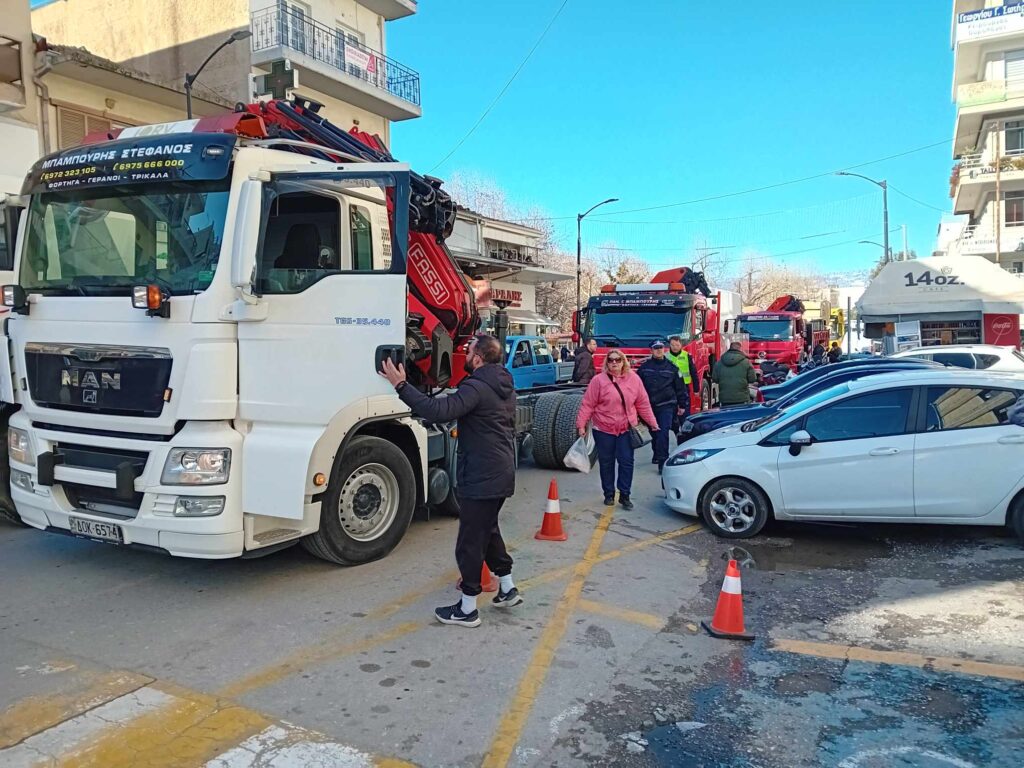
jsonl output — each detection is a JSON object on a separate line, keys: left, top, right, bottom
{"left": 504, "top": 336, "right": 574, "bottom": 389}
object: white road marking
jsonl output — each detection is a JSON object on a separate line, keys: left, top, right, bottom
{"left": 548, "top": 703, "right": 585, "bottom": 735}
{"left": 205, "top": 724, "right": 376, "bottom": 767}
{"left": 0, "top": 686, "right": 174, "bottom": 767}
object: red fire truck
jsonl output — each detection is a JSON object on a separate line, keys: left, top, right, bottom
{"left": 737, "top": 295, "right": 831, "bottom": 372}
{"left": 574, "top": 268, "right": 736, "bottom": 411}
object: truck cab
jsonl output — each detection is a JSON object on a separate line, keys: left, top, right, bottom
{"left": 504, "top": 335, "right": 558, "bottom": 389}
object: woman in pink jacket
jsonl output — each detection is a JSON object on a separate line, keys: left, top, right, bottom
{"left": 576, "top": 351, "right": 659, "bottom": 509}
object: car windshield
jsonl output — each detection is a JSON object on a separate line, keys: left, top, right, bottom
{"left": 742, "top": 382, "right": 851, "bottom": 432}
{"left": 740, "top": 318, "right": 793, "bottom": 341}
{"left": 20, "top": 181, "right": 231, "bottom": 296}
{"left": 584, "top": 308, "right": 691, "bottom": 347}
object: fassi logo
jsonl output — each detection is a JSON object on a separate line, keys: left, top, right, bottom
{"left": 408, "top": 242, "right": 451, "bottom": 304}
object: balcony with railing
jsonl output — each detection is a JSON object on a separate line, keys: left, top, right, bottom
{"left": 251, "top": 2, "right": 421, "bottom": 121}
{"left": 358, "top": 0, "right": 417, "bottom": 21}
{"left": 951, "top": 136, "right": 1024, "bottom": 213}
{"left": 949, "top": 222, "right": 1024, "bottom": 257}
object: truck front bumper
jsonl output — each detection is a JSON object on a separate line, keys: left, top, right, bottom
{"left": 9, "top": 415, "right": 245, "bottom": 559}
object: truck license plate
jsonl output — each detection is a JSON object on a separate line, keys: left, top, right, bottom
{"left": 68, "top": 517, "right": 124, "bottom": 544}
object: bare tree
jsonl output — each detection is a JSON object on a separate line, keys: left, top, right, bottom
{"left": 732, "top": 255, "right": 827, "bottom": 309}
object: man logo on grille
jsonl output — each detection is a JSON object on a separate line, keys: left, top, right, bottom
{"left": 82, "top": 390, "right": 98, "bottom": 404}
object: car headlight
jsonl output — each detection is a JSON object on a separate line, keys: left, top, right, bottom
{"left": 161, "top": 448, "right": 231, "bottom": 485}
{"left": 8, "top": 428, "right": 33, "bottom": 466}
{"left": 666, "top": 448, "right": 722, "bottom": 466}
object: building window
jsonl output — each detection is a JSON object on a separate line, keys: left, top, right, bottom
{"left": 1007, "top": 120, "right": 1024, "bottom": 156}
{"left": 1014, "top": 261, "right": 1024, "bottom": 274}
{"left": 921, "top": 320, "right": 981, "bottom": 346}
{"left": 1006, "top": 191, "right": 1024, "bottom": 227}
{"left": 56, "top": 107, "right": 126, "bottom": 150}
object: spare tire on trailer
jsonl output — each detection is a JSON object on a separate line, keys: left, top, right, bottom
{"left": 531, "top": 392, "right": 564, "bottom": 469}
{"left": 552, "top": 394, "right": 585, "bottom": 470}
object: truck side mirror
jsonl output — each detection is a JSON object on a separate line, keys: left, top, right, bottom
{"left": 788, "top": 429, "right": 813, "bottom": 456}
{"left": 1, "top": 202, "right": 21, "bottom": 272}
{"left": 231, "top": 180, "right": 263, "bottom": 292}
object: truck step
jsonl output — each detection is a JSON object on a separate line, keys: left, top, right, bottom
{"left": 252, "top": 528, "right": 304, "bottom": 546}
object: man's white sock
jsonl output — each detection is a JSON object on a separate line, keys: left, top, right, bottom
{"left": 461, "top": 594, "right": 477, "bottom": 614}
{"left": 499, "top": 574, "right": 515, "bottom": 593}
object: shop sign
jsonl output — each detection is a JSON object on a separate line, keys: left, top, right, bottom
{"left": 957, "top": 2, "right": 1024, "bottom": 43}
{"left": 983, "top": 313, "right": 1021, "bottom": 348}
{"left": 901, "top": 266, "right": 964, "bottom": 293}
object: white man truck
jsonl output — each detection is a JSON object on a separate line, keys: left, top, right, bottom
{"left": 0, "top": 100, "right": 581, "bottom": 563}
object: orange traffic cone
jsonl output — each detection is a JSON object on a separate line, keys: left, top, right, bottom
{"left": 535, "top": 478, "right": 568, "bottom": 541}
{"left": 701, "top": 559, "right": 754, "bottom": 640}
{"left": 456, "top": 563, "right": 498, "bottom": 593}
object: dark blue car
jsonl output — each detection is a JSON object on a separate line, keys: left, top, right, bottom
{"left": 680, "top": 358, "right": 943, "bottom": 442}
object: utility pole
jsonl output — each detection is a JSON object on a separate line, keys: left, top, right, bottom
{"left": 847, "top": 296, "right": 853, "bottom": 355}
{"left": 996, "top": 120, "right": 1003, "bottom": 264}
{"left": 576, "top": 198, "right": 619, "bottom": 309}
{"left": 902, "top": 224, "right": 909, "bottom": 261}
{"left": 882, "top": 181, "right": 890, "bottom": 263}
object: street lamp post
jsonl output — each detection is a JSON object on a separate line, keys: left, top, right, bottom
{"left": 577, "top": 198, "right": 619, "bottom": 309}
{"left": 857, "top": 239, "right": 891, "bottom": 260}
{"left": 185, "top": 30, "right": 253, "bottom": 118}
{"left": 837, "top": 172, "right": 890, "bottom": 264}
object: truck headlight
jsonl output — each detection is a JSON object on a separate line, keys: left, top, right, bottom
{"left": 173, "top": 496, "right": 225, "bottom": 517}
{"left": 666, "top": 448, "right": 722, "bottom": 466}
{"left": 161, "top": 448, "right": 231, "bottom": 485}
{"left": 8, "top": 428, "right": 33, "bottom": 465}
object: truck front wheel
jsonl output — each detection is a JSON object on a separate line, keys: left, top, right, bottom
{"left": 302, "top": 436, "right": 416, "bottom": 565}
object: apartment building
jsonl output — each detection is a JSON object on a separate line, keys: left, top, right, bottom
{"left": 0, "top": 0, "right": 40, "bottom": 195}
{"left": 31, "top": 0, "right": 420, "bottom": 143}
{"left": 948, "top": 0, "right": 1024, "bottom": 272}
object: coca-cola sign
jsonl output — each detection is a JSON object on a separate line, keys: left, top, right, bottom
{"left": 983, "top": 313, "right": 1021, "bottom": 348}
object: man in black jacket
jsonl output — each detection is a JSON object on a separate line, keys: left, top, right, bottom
{"left": 573, "top": 337, "right": 597, "bottom": 384}
{"left": 637, "top": 340, "right": 688, "bottom": 472}
{"left": 379, "top": 334, "right": 522, "bottom": 628}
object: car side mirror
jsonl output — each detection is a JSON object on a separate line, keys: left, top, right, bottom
{"left": 788, "top": 429, "right": 812, "bottom": 456}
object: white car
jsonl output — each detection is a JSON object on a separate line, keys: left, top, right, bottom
{"left": 891, "top": 344, "right": 1024, "bottom": 372}
{"left": 662, "top": 369, "right": 1024, "bottom": 541}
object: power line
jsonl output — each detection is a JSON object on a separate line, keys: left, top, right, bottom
{"left": 888, "top": 183, "right": 950, "bottom": 213}
{"left": 590, "top": 229, "right": 848, "bottom": 253}
{"left": 429, "top": 0, "right": 571, "bottom": 173}
{"left": 517, "top": 137, "right": 952, "bottom": 221}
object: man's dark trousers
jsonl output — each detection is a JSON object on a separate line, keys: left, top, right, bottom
{"left": 456, "top": 497, "right": 513, "bottom": 596}
{"left": 651, "top": 405, "right": 675, "bottom": 465}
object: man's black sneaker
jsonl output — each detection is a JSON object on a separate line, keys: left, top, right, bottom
{"left": 435, "top": 602, "right": 481, "bottom": 627}
{"left": 492, "top": 587, "right": 524, "bottom": 608}
{"left": 603, "top": 495, "right": 615, "bottom": 506}
{"left": 619, "top": 494, "right": 634, "bottom": 510}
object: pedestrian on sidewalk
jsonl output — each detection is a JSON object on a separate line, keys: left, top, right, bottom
{"left": 576, "top": 351, "right": 659, "bottom": 510}
{"left": 826, "top": 341, "right": 843, "bottom": 364}
{"left": 573, "top": 337, "right": 597, "bottom": 384}
{"left": 637, "top": 340, "right": 688, "bottom": 473}
{"left": 666, "top": 335, "right": 700, "bottom": 436}
{"left": 379, "top": 334, "right": 522, "bottom": 629}
{"left": 712, "top": 341, "right": 757, "bottom": 406}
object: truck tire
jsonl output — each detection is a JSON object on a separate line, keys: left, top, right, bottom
{"left": 552, "top": 394, "right": 585, "bottom": 469}
{"left": 531, "top": 392, "right": 564, "bottom": 469}
{"left": 302, "top": 436, "right": 416, "bottom": 565}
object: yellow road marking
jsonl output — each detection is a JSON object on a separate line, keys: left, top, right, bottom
{"left": 216, "top": 621, "right": 421, "bottom": 700}
{"left": 772, "top": 639, "right": 1024, "bottom": 683}
{"left": 56, "top": 682, "right": 269, "bottom": 768}
{"left": 0, "top": 669, "right": 152, "bottom": 749}
{"left": 482, "top": 504, "right": 616, "bottom": 768}
{"left": 578, "top": 599, "right": 664, "bottom": 630}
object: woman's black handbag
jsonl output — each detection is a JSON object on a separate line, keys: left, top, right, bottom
{"left": 609, "top": 375, "right": 646, "bottom": 450}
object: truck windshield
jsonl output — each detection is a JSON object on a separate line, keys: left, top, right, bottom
{"left": 585, "top": 309, "right": 691, "bottom": 346}
{"left": 740, "top": 319, "right": 793, "bottom": 341}
{"left": 20, "top": 181, "right": 230, "bottom": 296}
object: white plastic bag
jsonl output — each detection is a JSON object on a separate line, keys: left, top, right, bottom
{"left": 564, "top": 427, "right": 597, "bottom": 473}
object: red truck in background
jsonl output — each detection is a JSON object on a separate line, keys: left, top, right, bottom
{"left": 574, "top": 268, "right": 741, "bottom": 411}
{"left": 737, "top": 295, "right": 831, "bottom": 373}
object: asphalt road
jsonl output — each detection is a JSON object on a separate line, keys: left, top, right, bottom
{"left": 1, "top": 455, "right": 1022, "bottom": 767}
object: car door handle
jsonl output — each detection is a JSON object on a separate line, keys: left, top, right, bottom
{"left": 998, "top": 434, "right": 1024, "bottom": 444}
{"left": 869, "top": 447, "right": 900, "bottom": 456}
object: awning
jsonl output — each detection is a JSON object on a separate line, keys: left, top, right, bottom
{"left": 857, "top": 256, "right": 1024, "bottom": 322}
{"left": 480, "top": 307, "right": 558, "bottom": 326}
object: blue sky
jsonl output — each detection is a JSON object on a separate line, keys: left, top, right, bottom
{"left": 389, "top": 1, "right": 956, "bottom": 280}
